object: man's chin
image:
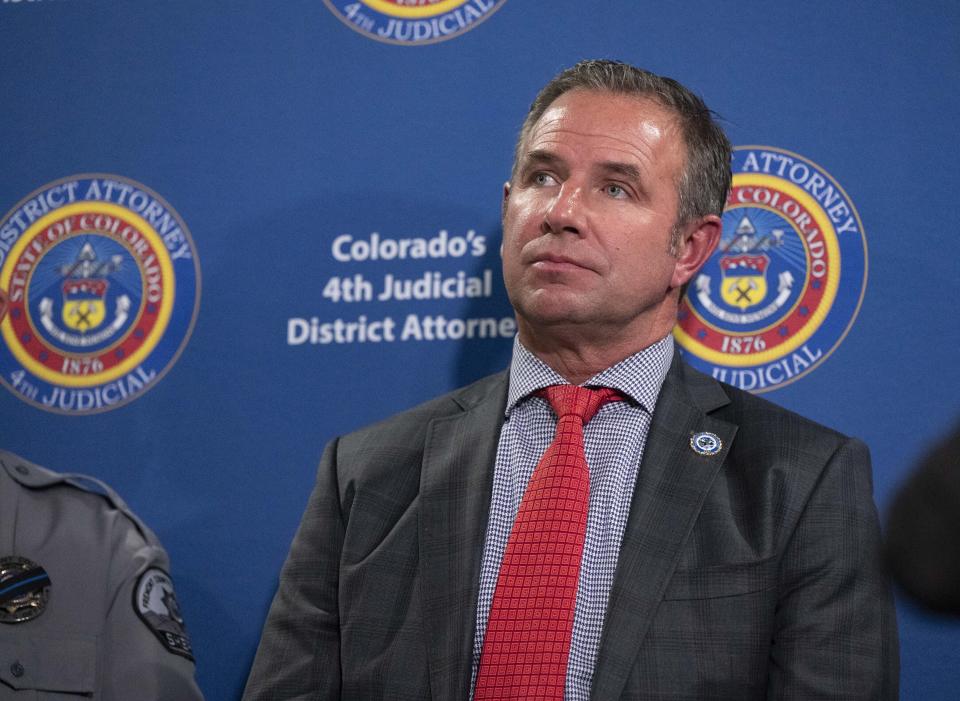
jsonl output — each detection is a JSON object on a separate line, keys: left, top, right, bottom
{"left": 514, "top": 303, "right": 602, "bottom": 336}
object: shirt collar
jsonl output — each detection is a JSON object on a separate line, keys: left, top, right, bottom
{"left": 505, "top": 334, "right": 674, "bottom": 417}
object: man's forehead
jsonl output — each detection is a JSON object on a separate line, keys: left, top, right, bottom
{"left": 520, "top": 90, "right": 683, "bottom": 169}
{"left": 534, "top": 90, "right": 674, "bottom": 132}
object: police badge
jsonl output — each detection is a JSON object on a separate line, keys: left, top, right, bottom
{"left": 0, "top": 556, "right": 51, "bottom": 624}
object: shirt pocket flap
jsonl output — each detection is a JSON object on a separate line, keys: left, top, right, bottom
{"left": 663, "top": 556, "right": 778, "bottom": 600}
{"left": 0, "top": 633, "right": 96, "bottom": 692}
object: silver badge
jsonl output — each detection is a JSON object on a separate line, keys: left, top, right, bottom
{"left": 0, "top": 556, "right": 51, "bottom": 623}
{"left": 690, "top": 431, "right": 723, "bottom": 456}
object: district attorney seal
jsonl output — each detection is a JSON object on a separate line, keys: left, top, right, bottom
{"left": 675, "top": 146, "right": 867, "bottom": 392}
{"left": 323, "top": 0, "right": 508, "bottom": 45}
{"left": 0, "top": 175, "right": 200, "bottom": 414}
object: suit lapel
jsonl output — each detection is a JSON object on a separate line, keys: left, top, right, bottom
{"left": 592, "top": 357, "right": 737, "bottom": 700}
{"left": 418, "top": 374, "right": 507, "bottom": 700}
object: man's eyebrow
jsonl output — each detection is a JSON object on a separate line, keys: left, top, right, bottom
{"left": 519, "top": 149, "right": 564, "bottom": 169}
{"left": 597, "top": 161, "right": 642, "bottom": 182}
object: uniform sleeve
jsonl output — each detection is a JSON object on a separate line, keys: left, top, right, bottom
{"left": 243, "top": 439, "right": 344, "bottom": 701}
{"left": 100, "top": 521, "right": 204, "bottom": 700}
{"left": 767, "top": 437, "right": 899, "bottom": 700}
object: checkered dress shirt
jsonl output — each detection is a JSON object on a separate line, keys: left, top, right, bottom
{"left": 471, "top": 335, "right": 673, "bottom": 700}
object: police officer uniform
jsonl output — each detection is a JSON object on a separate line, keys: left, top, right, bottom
{"left": 0, "top": 450, "right": 203, "bottom": 699}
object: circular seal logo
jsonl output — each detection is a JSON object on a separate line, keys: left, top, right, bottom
{"left": 675, "top": 146, "right": 867, "bottom": 392}
{"left": 322, "top": 0, "right": 508, "bottom": 45}
{"left": 690, "top": 432, "right": 722, "bottom": 456}
{"left": 0, "top": 175, "right": 200, "bottom": 414}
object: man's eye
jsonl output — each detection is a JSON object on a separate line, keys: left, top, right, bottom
{"left": 604, "top": 184, "right": 627, "bottom": 198}
{"left": 533, "top": 172, "right": 557, "bottom": 186}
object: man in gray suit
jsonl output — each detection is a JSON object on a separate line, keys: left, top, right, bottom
{"left": 244, "top": 60, "right": 898, "bottom": 700}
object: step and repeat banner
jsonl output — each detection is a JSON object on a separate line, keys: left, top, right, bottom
{"left": 1, "top": 1, "right": 957, "bottom": 698}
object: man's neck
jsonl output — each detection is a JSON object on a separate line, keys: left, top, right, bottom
{"left": 516, "top": 313, "right": 676, "bottom": 385}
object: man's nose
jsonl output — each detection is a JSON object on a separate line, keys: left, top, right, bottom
{"left": 541, "top": 182, "right": 586, "bottom": 236}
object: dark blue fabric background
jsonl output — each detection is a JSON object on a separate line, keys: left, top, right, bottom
{"left": 1, "top": 1, "right": 957, "bottom": 698}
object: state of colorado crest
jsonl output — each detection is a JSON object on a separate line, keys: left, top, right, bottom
{"left": 675, "top": 147, "right": 867, "bottom": 392}
{"left": 0, "top": 175, "right": 200, "bottom": 414}
{"left": 322, "top": 0, "right": 507, "bottom": 45}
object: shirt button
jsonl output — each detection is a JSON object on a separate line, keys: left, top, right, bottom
{"left": 10, "top": 661, "right": 24, "bottom": 678}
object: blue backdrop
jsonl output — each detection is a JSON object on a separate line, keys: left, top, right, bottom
{"left": 1, "top": 1, "right": 958, "bottom": 698}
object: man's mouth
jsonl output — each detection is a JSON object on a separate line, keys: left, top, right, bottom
{"left": 529, "top": 253, "right": 592, "bottom": 273}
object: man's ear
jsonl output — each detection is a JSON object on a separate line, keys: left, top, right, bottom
{"left": 500, "top": 182, "right": 511, "bottom": 257}
{"left": 671, "top": 214, "right": 722, "bottom": 289}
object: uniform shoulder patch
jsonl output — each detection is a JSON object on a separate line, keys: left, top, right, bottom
{"left": 133, "top": 568, "right": 194, "bottom": 661}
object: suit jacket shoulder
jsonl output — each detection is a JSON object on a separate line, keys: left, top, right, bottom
{"left": 342, "top": 370, "right": 508, "bottom": 444}
{"left": 673, "top": 354, "right": 849, "bottom": 444}
{"left": 334, "top": 371, "right": 508, "bottom": 492}
{"left": 655, "top": 356, "right": 870, "bottom": 570}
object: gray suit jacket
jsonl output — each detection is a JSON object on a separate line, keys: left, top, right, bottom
{"left": 244, "top": 355, "right": 898, "bottom": 700}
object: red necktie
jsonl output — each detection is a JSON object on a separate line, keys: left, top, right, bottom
{"left": 475, "top": 385, "right": 623, "bottom": 700}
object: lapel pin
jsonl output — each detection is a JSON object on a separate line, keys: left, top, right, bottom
{"left": 0, "top": 556, "right": 51, "bottom": 623}
{"left": 690, "top": 431, "right": 722, "bottom": 456}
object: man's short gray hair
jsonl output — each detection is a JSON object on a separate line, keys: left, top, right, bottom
{"left": 512, "top": 59, "right": 732, "bottom": 253}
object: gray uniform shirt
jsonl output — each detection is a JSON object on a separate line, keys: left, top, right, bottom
{"left": 0, "top": 450, "right": 203, "bottom": 700}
